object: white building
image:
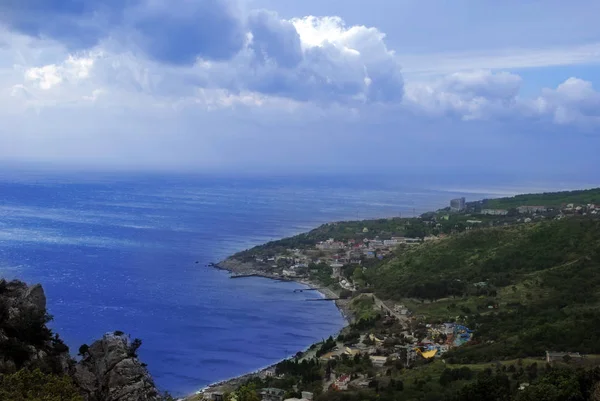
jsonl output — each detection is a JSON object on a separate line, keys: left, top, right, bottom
{"left": 481, "top": 209, "right": 509, "bottom": 216}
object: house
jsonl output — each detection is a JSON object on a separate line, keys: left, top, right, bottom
{"left": 260, "top": 388, "right": 286, "bottom": 401}
{"left": 517, "top": 206, "right": 547, "bottom": 214}
{"left": 370, "top": 355, "right": 387, "bottom": 367}
{"left": 333, "top": 374, "right": 351, "bottom": 390}
{"left": 394, "top": 304, "right": 409, "bottom": 315}
{"left": 418, "top": 349, "right": 438, "bottom": 359}
{"left": 260, "top": 367, "right": 277, "bottom": 379}
{"left": 301, "top": 392, "right": 314, "bottom": 401}
{"left": 481, "top": 209, "right": 509, "bottom": 216}
{"left": 319, "top": 351, "right": 338, "bottom": 362}
{"left": 345, "top": 347, "right": 361, "bottom": 357}
{"left": 545, "top": 351, "right": 583, "bottom": 363}
{"left": 369, "top": 334, "right": 383, "bottom": 344}
{"left": 205, "top": 392, "right": 224, "bottom": 401}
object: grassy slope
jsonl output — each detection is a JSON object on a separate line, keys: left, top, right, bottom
{"left": 368, "top": 218, "right": 600, "bottom": 362}
{"left": 482, "top": 187, "right": 600, "bottom": 209}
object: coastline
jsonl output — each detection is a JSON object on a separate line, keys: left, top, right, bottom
{"left": 214, "top": 258, "right": 352, "bottom": 321}
{"left": 185, "top": 258, "right": 351, "bottom": 399}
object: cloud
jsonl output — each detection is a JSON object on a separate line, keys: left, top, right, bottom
{"left": 224, "top": 15, "right": 403, "bottom": 103}
{"left": 247, "top": 10, "right": 303, "bottom": 68}
{"left": 130, "top": 0, "right": 247, "bottom": 65}
{"left": 399, "top": 43, "right": 600, "bottom": 78}
{"left": 533, "top": 78, "right": 600, "bottom": 125}
{"left": 24, "top": 55, "right": 94, "bottom": 90}
{"left": 0, "top": 0, "right": 599, "bottom": 176}
{"left": 0, "top": 2, "right": 403, "bottom": 103}
{"left": 0, "top": 0, "right": 131, "bottom": 48}
{"left": 404, "top": 70, "right": 522, "bottom": 120}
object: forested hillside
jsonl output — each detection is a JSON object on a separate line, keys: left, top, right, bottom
{"left": 481, "top": 187, "right": 600, "bottom": 209}
{"left": 367, "top": 217, "right": 600, "bottom": 362}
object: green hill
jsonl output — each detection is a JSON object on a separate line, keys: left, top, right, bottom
{"left": 481, "top": 187, "right": 600, "bottom": 209}
{"left": 366, "top": 217, "right": 600, "bottom": 362}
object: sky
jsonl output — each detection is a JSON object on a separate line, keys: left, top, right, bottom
{"left": 0, "top": 0, "right": 599, "bottom": 177}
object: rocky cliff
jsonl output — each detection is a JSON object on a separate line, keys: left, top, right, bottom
{"left": 73, "top": 333, "right": 161, "bottom": 401}
{"left": 0, "top": 279, "right": 163, "bottom": 401}
{"left": 0, "top": 279, "right": 71, "bottom": 373}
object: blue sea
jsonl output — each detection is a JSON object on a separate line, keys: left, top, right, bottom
{"left": 0, "top": 171, "right": 594, "bottom": 396}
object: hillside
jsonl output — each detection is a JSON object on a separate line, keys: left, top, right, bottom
{"left": 480, "top": 187, "right": 600, "bottom": 209}
{"left": 367, "top": 217, "right": 600, "bottom": 362}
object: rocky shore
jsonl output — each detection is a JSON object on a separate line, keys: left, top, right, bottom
{"left": 215, "top": 257, "right": 351, "bottom": 319}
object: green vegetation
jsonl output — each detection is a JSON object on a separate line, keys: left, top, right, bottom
{"left": 482, "top": 187, "right": 600, "bottom": 209}
{"left": 349, "top": 296, "right": 380, "bottom": 322}
{"left": 0, "top": 369, "right": 83, "bottom": 401}
{"left": 366, "top": 217, "right": 600, "bottom": 362}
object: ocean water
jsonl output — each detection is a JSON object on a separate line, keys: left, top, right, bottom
{"left": 0, "top": 171, "right": 592, "bottom": 395}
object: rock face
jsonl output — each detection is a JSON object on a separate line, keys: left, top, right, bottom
{"left": 1, "top": 279, "right": 163, "bottom": 400}
{"left": 0, "top": 279, "right": 71, "bottom": 373}
{"left": 73, "top": 333, "right": 161, "bottom": 401}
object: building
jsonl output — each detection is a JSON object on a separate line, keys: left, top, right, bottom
{"left": 260, "top": 388, "right": 286, "bottom": 401}
{"left": 450, "top": 197, "right": 466, "bottom": 212}
{"left": 545, "top": 351, "right": 583, "bottom": 363}
{"left": 301, "top": 392, "right": 314, "bottom": 401}
{"left": 370, "top": 355, "right": 388, "bottom": 367}
{"left": 205, "top": 392, "right": 224, "bottom": 401}
{"left": 260, "top": 367, "right": 277, "bottom": 379}
{"left": 517, "top": 205, "right": 547, "bottom": 214}
{"left": 333, "top": 375, "right": 351, "bottom": 391}
{"left": 481, "top": 209, "right": 509, "bottom": 216}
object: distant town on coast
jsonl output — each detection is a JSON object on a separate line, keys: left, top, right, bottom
{"left": 190, "top": 187, "right": 600, "bottom": 401}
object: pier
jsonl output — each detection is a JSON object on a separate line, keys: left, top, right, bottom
{"left": 306, "top": 297, "right": 340, "bottom": 301}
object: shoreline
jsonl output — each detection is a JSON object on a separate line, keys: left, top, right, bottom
{"left": 185, "top": 259, "right": 351, "bottom": 399}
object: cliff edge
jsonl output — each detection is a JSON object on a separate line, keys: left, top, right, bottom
{"left": 0, "top": 279, "right": 163, "bottom": 400}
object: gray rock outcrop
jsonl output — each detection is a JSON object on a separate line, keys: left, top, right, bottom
{"left": 0, "top": 279, "right": 71, "bottom": 373}
{"left": 73, "top": 333, "right": 161, "bottom": 401}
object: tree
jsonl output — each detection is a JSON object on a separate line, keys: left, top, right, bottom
{"left": 78, "top": 344, "right": 90, "bottom": 357}
{"left": 236, "top": 384, "right": 260, "bottom": 401}
{"left": 129, "top": 338, "right": 143, "bottom": 357}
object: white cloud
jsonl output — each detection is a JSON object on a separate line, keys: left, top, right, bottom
{"left": 24, "top": 64, "right": 63, "bottom": 90}
{"left": 399, "top": 42, "right": 600, "bottom": 79}
{"left": 0, "top": 3, "right": 599, "bottom": 174}
{"left": 22, "top": 54, "right": 95, "bottom": 90}
{"left": 533, "top": 77, "right": 600, "bottom": 125}
{"left": 404, "top": 70, "right": 522, "bottom": 120}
